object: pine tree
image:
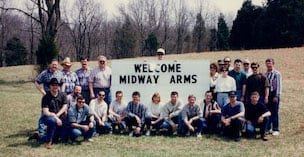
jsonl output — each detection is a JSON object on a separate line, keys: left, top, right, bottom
{"left": 5, "top": 37, "right": 28, "bottom": 66}
{"left": 217, "top": 13, "right": 230, "bottom": 50}
{"left": 192, "top": 13, "right": 206, "bottom": 52}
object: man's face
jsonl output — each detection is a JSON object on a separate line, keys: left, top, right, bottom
{"left": 116, "top": 93, "right": 123, "bottom": 102}
{"left": 77, "top": 99, "right": 85, "bottom": 108}
{"left": 50, "top": 61, "right": 58, "bottom": 72}
{"left": 132, "top": 95, "right": 140, "bottom": 104}
{"left": 98, "top": 91, "right": 105, "bottom": 101}
{"left": 250, "top": 94, "right": 259, "bottom": 104}
{"left": 99, "top": 59, "right": 106, "bottom": 69}
{"left": 205, "top": 92, "right": 213, "bottom": 102}
{"left": 251, "top": 66, "right": 259, "bottom": 74}
{"left": 188, "top": 97, "right": 196, "bottom": 106}
{"left": 243, "top": 63, "right": 250, "bottom": 70}
{"left": 50, "top": 84, "right": 59, "bottom": 92}
{"left": 63, "top": 64, "right": 71, "bottom": 71}
{"left": 234, "top": 62, "right": 241, "bottom": 71}
{"left": 74, "top": 86, "right": 82, "bottom": 96}
{"left": 170, "top": 94, "right": 178, "bottom": 104}
{"left": 81, "top": 59, "right": 88, "bottom": 69}
{"left": 266, "top": 61, "right": 274, "bottom": 70}
{"left": 229, "top": 96, "right": 236, "bottom": 104}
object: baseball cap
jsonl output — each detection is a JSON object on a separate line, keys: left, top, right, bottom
{"left": 228, "top": 91, "right": 237, "bottom": 97}
{"left": 157, "top": 48, "right": 165, "bottom": 55}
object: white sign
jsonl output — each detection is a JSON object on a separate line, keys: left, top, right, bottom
{"left": 111, "top": 59, "right": 210, "bottom": 105}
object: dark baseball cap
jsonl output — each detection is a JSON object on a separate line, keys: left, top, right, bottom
{"left": 228, "top": 91, "right": 237, "bottom": 97}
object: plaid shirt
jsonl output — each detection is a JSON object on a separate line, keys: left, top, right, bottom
{"left": 75, "top": 68, "right": 91, "bottom": 90}
{"left": 35, "top": 69, "right": 63, "bottom": 92}
{"left": 62, "top": 70, "right": 79, "bottom": 94}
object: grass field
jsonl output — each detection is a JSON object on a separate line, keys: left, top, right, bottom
{"left": 0, "top": 48, "right": 303, "bottom": 157}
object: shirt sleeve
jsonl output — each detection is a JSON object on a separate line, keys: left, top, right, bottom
{"left": 170, "top": 100, "right": 183, "bottom": 118}
{"left": 41, "top": 95, "right": 49, "bottom": 108}
{"left": 126, "top": 102, "right": 136, "bottom": 118}
{"left": 35, "top": 70, "right": 46, "bottom": 84}
{"left": 181, "top": 106, "right": 187, "bottom": 120}
{"left": 68, "top": 108, "right": 77, "bottom": 123}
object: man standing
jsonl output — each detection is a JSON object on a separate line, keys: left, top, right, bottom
{"left": 244, "top": 62, "right": 270, "bottom": 104}
{"left": 242, "top": 59, "right": 252, "bottom": 78}
{"left": 61, "top": 57, "right": 79, "bottom": 95}
{"left": 200, "top": 91, "right": 221, "bottom": 134}
{"left": 245, "top": 92, "right": 271, "bottom": 141}
{"left": 228, "top": 59, "right": 247, "bottom": 101}
{"left": 68, "top": 96, "right": 95, "bottom": 142}
{"left": 221, "top": 91, "right": 245, "bottom": 142}
{"left": 265, "top": 58, "right": 282, "bottom": 136}
{"left": 125, "top": 91, "right": 148, "bottom": 137}
{"left": 89, "top": 55, "right": 112, "bottom": 106}
{"left": 89, "top": 91, "right": 112, "bottom": 134}
{"left": 223, "top": 56, "right": 233, "bottom": 71}
{"left": 161, "top": 91, "right": 184, "bottom": 135}
{"left": 180, "top": 95, "right": 204, "bottom": 138}
{"left": 30, "top": 78, "right": 68, "bottom": 149}
{"left": 75, "top": 57, "right": 91, "bottom": 104}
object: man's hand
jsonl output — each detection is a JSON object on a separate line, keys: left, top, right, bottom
{"left": 90, "top": 93, "right": 95, "bottom": 99}
{"left": 82, "top": 125, "right": 89, "bottom": 132}
{"left": 135, "top": 116, "right": 141, "bottom": 124}
{"left": 56, "top": 118, "right": 62, "bottom": 126}
{"left": 134, "top": 127, "right": 141, "bottom": 134}
{"left": 89, "top": 122, "right": 94, "bottom": 128}
{"left": 273, "top": 97, "right": 279, "bottom": 103}
{"left": 188, "top": 125, "right": 195, "bottom": 132}
{"left": 98, "top": 120, "right": 105, "bottom": 126}
{"left": 223, "top": 118, "right": 231, "bottom": 126}
{"left": 264, "top": 97, "right": 269, "bottom": 104}
{"left": 257, "top": 116, "right": 264, "bottom": 123}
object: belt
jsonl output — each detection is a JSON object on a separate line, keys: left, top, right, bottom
{"left": 217, "top": 92, "right": 229, "bottom": 94}
{"left": 94, "top": 87, "right": 110, "bottom": 90}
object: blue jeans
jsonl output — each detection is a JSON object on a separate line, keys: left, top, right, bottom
{"left": 82, "top": 90, "right": 91, "bottom": 105}
{"left": 161, "top": 113, "right": 182, "bottom": 134}
{"left": 95, "top": 120, "right": 112, "bottom": 134}
{"left": 236, "top": 90, "right": 242, "bottom": 101}
{"left": 179, "top": 118, "right": 206, "bottom": 135}
{"left": 70, "top": 121, "right": 96, "bottom": 141}
{"left": 38, "top": 116, "right": 58, "bottom": 142}
{"left": 206, "top": 113, "right": 222, "bottom": 134}
{"left": 246, "top": 117, "right": 269, "bottom": 136}
{"left": 145, "top": 117, "right": 164, "bottom": 130}
{"left": 222, "top": 118, "right": 245, "bottom": 139}
{"left": 217, "top": 93, "right": 229, "bottom": 109}
{"left": 267, "top": 96, "right": 280, "bottom": 131}
{"left": 38, "top": 114, "right": 45, "bottom": 135}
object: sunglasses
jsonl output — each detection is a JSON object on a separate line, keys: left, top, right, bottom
{"left": 78, "top": 100, "right": 85, "bottom": 103}
{"left": 251, "top": 66, "right": 258, "bottom": 69}
{"left": 99, "top": 60, "right": 105, "bottom": 64}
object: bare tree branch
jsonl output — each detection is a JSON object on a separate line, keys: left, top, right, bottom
{"left": 0, "top": 6, "right": 40, "bottom": 23}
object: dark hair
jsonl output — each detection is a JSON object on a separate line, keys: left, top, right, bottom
{"left": 116, "top": 90, "right": 123, "bottom": 96}
{"left": 171, "top": 91, "right": 178, "bottom": 96}
{"left": 265, "top": 58, "right": 275, "bottom": 64}
{"left": 76, "top": 95, "right": 84, "bottom": 101}
{"left": 188, "top": 94, "right": 196, "bottom": 100}
{"left": 234, "top": 59, "right": 242, "bottom": 64}
{"left": 220, "top": 67, "right": 228, "bottom": 72}
{"left": 205, "top": 90, "right": 213, "bottom": 95}
{"left": 251, "top": 62, "right": 260, "bottom": 68}
{"left": 210, "top": 63, "right": 218, "bottom": 72}
{"left": 80, "top": 56, "right": 89, "bottom": 61}
{"left": 132, "top": 91, "right": 141, "bottom": 97}
{"left": 251, "top": 91, "right": 260, "bottom": 96}
{"left": 151, "top": 92, "right": 161, "bottom": 102}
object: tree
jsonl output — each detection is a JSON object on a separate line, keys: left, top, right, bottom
{"left": 209, "top": 28, "right": 217, "bottom": 51}
{"left": 144, "top": 32, "right": 159, "bottom": 56}
{"left": 217, "top": 13, "right": 230, "bottom": 50}
{"left": 4, "top": 37, "right": 28, "bottom": 66}
{"left": 174, "top": 0, "right": 190, "bottom": 53}
{"left": 192, "top": 13, "right": 206, "bottom": 52}
{"left": 112, "top": 16, "right": 137, "bottom": 58}
{"left": 36, "top": 35, "right": 59, "bottom": 70}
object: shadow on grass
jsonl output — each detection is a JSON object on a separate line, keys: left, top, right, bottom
{"left": 5, "top": 129, "right": 43, "bottom": 148}
{"left": 0, "top": 79, "right": 33, "bottom": 85}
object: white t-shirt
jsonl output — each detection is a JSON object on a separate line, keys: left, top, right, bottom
{"left": 109, "top": 100, "right": 127, "bottom": 116}
{"left": 214, "top": 75, "right": 236, "bottom": 92}
{"left": 147, "top": 102, "right": 164, "bottom": 117}
{"left": 89, "top": 99, "right": 108, "bottom": 118}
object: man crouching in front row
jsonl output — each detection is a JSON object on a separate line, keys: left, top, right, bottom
{"left": 68, "top": 96, "right": 96, "bottom": 142}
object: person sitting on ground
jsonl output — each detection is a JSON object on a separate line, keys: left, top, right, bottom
{"left": 221, "top": 91, "right": 245, "bottom": 142}
{"left": 145, "top": 92, "right": 164, "bottom": 136}
{"left": 89, "top": 91, "right": 112, "bottom": 134}
{"left": 68, "top": 96, "right": 95, "bottom": 142}
{"left": 200, "top": 91, "right": 221, "bottom": 134}
{"left": 67, "top": 85, "right": 82, "bottom": 108}
{"left": 108, "top": 91, "right": 127, "bottom": 134}
{"left": 179, "top": 94, "right": 205, "bottom": 138}
{"left": 125, "top": 91, "right": 148, "bottom": 137}
{"left": 160, "top": 91, "right": 184, "bottom": 135}
{"left": 245, "top": 92, "right": 271, "bottom": 141}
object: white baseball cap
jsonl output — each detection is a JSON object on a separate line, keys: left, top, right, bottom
{"left": 157, "top": 48, "right": 165, "bottom": 55}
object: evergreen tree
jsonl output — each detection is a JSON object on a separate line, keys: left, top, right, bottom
{"left": 36, "top": 35, "right": 59, "bottom": 71}
{"left": 5, "top": 37, "right": 28, "bottom": 66}
{"left": 144, "top": 32, "right": 159, "bottom": 56}
{"left": 217, "top": 13, "right": 230, "bottom": 50}
{"left": 209, "top": 28, "right": 217, "bottom": 51}
{"left": 192, "top": 13, "right": 206, "bottom": 52}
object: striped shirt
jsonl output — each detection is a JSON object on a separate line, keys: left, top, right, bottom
{"left": 89, "top": 66, "right": 112, "bottom": 88}
{"left": 126, "top": 101, "right": 147, "bottom": 127}
{"left": 75, "top": 68, "right": 91, "bottom": 90}
{"left": 62, "top": 70, "right": 79, "bottom": 94}
{"left": 35, "top": 69, "right": 64, "bottom": 92}
{"left": 265, "top": 69, "right": 282, "bottom": 97}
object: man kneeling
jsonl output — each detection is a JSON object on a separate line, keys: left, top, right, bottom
{"left": 68, "top": 96, "right": 95, "bottom": 142}
{"left": 245, "top": 92, "right": 271, "bottom": 141}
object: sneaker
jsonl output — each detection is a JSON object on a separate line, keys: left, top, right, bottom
{"left": 45, "top": 141, "right": 52, "bottom": 149}
{"left": 93, "top": 132, "right": 99, "bottom": 137}
{"left": 234, "top": 137, "right": 241, "bottom": 142}
{"left": 145, "top": 130, "right": 151, "bottom": 136}
{"left": 28, "top": 132, "right": 39, "bottom": 141}
{"left": 272, "top": 131, "right": 280, "bottom": 136}
{"left": 261, "top": 135, "right": 269, "bottom": 141}
{"left": 196, "top": 133, "right": 202, "bottom": 138}
{"left": 87, "top": 138, "right": 94, "bottom": 142}
{"left": 109, "top": 130, "right": 113, "bottom": 134}
{"left": 186, "top": 131, "right": 190, "bottom": 137}
{"left": 129, "top": 131, "right": 134, "bottom": 137}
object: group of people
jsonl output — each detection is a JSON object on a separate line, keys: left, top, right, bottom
{"left": 28, "top": 48, "right": 282, "bottom": 149}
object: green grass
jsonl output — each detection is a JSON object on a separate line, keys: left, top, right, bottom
{"left": 0, "top": 48, "right": 304, "bottom": 157}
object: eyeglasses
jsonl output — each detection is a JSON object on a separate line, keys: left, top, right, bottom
{"left": 243, "top": 63, "right": 249, "bottom": 66}
{"left": 251, "top": 67, "right": 258, "bottom": 69}
{"left": 99, "top": 60, "right": 105, "bottom": 64}
{"left": 98, "top": 94, "right": 105, "bottom": 97}
{"left": 78, "top": 100, "right": 85, "bottom": 103}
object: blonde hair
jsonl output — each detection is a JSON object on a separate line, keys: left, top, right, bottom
{"left": 97, "top": 55, "right": 107, "bottom": 61}
{"left": 151, "top": 92, "right": 161, "bottom": 103}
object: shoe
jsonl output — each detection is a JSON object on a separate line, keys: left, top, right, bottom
{"left": 87, "top": 138, "right": 94, "bottom": 142}
{"left": 129, "top": 131, "right": 134, "bottom": 137}
{"left": 93, "top": 132, "right": 99, "bottom": 137}
{"left": 196, "top": 133, "right": 202, "bottom": 138}
{"left": 145, "top": 130, "right": 151, "bottom": 136}
{"left": 109, "top": 130, "right": 113, "bottom": 134}
{"left": 28, "top": 132, "right": 39, "bottom": 141}
{"left": 45, "top": 141, "right": 52, "bottom": 149}
{"left": 272, "top": 131, "right": 279, "bottom": 136}
{"left": 186, "top": 131, "right": 190, "bottom": 137}
{"left": 261, "top": 135, "right": 269, "bottom": 141}
{"left": 234, "top": 137, "right": 241, "bottom": 142}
